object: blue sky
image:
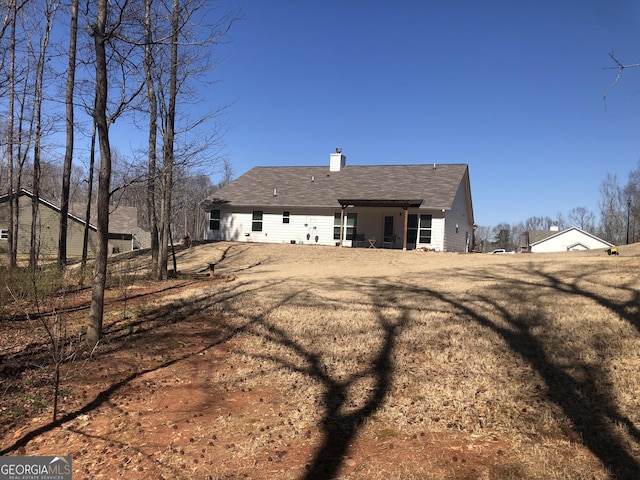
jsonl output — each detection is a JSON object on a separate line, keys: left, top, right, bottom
{"left": 203, "top": 0, "right": 640, "bottom": 227}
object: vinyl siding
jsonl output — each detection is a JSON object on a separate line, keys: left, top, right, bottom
{"left": 16, "top": 195, "right": 58, "bottom": 255}
{"left": 205, "top": 206, "right": 463, "bottom": 250}
{"left": 0, "top": 194, "right": 98, "bottom": 257}
{"left": 443, "top": 181, "right": 474, "bottom": 252}
{"left": 207, "top": 207, "right": 338, "bottom": 246}
{"left": 418, "top": 216, "right": 445, "bottom": 251}
{"left": 108, "top": 236, "right": 132, "bottom": 254}
{"left": 67, "top": 220, "right": 95, "bottom": 257}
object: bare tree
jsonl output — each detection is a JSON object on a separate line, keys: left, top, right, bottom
{"left": 157, "top": 0, "right": 179, "bottom": 279}
{"left": 28, "top": 0, "right": 57, "bottom": 267}
{"left": 492, "top": 223, "right": 512, "bottom": 250}
{"left": 81, "top": 123, "right": 96, "bottom": 269}
{"left": 522, "top": 215, "right": 554, "bottom": 231}
{"left": 623, "top": 161, "right": 640, "bottom": 244}
{"left": 86, "top": 0, "right": 145, "bottom": 346}
{"left": 143, "top": 0, "right": 159, "bottom": 277}
{"left": 216, "top": 156, "right": 234, "bottom": 188}
{"left": 2, "top": 0, "right": 61, "bottom": 266}
{"left": 602, "top": 53, "right": 640, "bottom": 243}
{"left": 5, "top": 0, "right": 17, "bottom": 267}
{"left": 598, "top": 172, "right": 625, "bottom": 244}
{"left": 568, "top": 206, "right": 596, "bottom": 233}
{"left": 58, "top": 0, "right": 78, "bottom": 267}
{"left": 139, "top": 0, "right": 236, "bottom": 279}
{"left": 86, "top": 0, "right": 112, "bottom": 346}
{"left": 473, "top": 225, "right": 490, "bottom": 252}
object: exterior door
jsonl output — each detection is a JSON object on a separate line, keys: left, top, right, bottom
{"left": 383, "top": 216, "right": 394, "bottom": 243}
{"left": 407, "top": 214, "right": 418, "bottom": 247}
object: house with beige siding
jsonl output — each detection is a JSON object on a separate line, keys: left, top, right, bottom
{"left": 0, "top": 189, "right": 144, "bottom": 258}
{"left": 201, "top": 150, "right": 475, "bottom": 252}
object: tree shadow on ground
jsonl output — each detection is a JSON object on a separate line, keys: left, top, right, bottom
{"left": 401, "top": 264, "right": 640, "bottom": 479}
{"left": 0, "top": 278, "right": 260, "bottom": 456}
{"left": 0, "top": 279, "right": 212, "bottom": 383}
{"left": 224, "top": 281, "right": 410, "bottom": 480}
{"left": 4, "top": 252, "right": 640, "bottom": 479}
{"left": 0, "top": 344, "right": 205, "bottom": 455}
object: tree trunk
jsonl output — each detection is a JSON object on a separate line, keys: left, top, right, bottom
{"left": 144, "top": 0, "right": 159, "bottom": 279}
{"left": 29, "top": 154, "right": 40, "bottom": 267}
{"left": 58, "top": 0, "right": 78, "bottom": 268}
{"left": 81, "top": 123, "right": 96, "bottom": 270}
{"left": 30, "top": 0, "right": 56, "bottom": 268}
{"left": 160, "top": 0, "right": 179, "bottom": 279}
{"left": 87, "top": 0, "right": 111, "bottom": 347}
{"left": 6, "top": 1, "right": 16, "bottom": 268}
{"left": 157, "top": 0, "right": 179, "bottom": 280}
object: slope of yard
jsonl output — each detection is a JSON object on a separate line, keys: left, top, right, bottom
{"left": 1, "top": 241, "right": 640, "bottom": 479}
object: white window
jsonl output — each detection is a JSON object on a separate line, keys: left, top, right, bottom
{"left": 418, "top": 214, "right": 432, "bottom": 244}
{"left": 334, "top": 213, "right": 357, "bottom": 240}
{"left": 252, "top": 211, "right": 263, "bottom": 232}
{"left": 0, "top": 229, "right": 8, "bottom": 240}
{"left": 209, "top": 210, "right": 220, "bottom": 231}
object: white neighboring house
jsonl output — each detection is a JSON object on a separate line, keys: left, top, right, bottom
{"left": 201, "top": 150, "right": 475, "bottom": 252}
{"left": 520, "top": 226, "right": 613, "bottom": 253}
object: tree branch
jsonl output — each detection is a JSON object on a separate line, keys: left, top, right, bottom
{"left": 603, "top": 51, "right": 640, "bottom": 110}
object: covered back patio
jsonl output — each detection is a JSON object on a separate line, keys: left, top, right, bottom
{"left": 336, "top": 198, "right": 424, "bottom": 250}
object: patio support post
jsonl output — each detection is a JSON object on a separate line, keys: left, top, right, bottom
{"left": 339, "top": 205, "right": 346, "bottom": 247}
{"left": 402, "top": 207, "right": 408, "bottom": 251}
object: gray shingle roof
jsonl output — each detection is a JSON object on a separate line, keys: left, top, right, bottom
{"left": 203, "top": 164, "right": 471, "bottom": 213}
{"left": 69, "top": 203, "right": 139, "bottom": 234}
{"left": 520, "top": 230, "right": 556, "bottom": 246}
{"left": 1, "top": 190, "right": 141, "bottom": 235}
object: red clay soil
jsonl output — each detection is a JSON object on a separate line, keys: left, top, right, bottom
{"left": 0, "top": 277, "right": 517, "bottom": 480}
{"left": 7, "top": 237, "right": 631, "bottom": 479}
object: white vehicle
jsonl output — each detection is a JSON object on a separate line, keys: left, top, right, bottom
{"left": 488, "top": 248, "right": 514, "bottom": 254}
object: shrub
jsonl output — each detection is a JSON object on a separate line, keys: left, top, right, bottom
{"left": 0, "top": 265, "right": 65, "bottom": 316}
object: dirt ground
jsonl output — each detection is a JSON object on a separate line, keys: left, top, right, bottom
{"left": 1, "top": 241, "right": 640, "bottom": 479}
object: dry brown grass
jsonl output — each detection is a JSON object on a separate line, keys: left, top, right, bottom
{"left": 188, "top": 242, "right": 640, "bottom": 479}
{"left": 2, "top": 241, "right": 640, "bottom": 479}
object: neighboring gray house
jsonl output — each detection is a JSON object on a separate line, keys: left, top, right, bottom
{"left": 201, "top": 150, "right": 475, "bottom": 252}
{"left": 69, "top": 203, "right": 150, "bottom": 252}
{"left": 0, "top": 189, "right": 96, "bottom": 257}
{"left": 520, "top": 226, "right": 613, "bottom": 253}
{"left": 0, "top": 189, "right": 147, "bottom": 257}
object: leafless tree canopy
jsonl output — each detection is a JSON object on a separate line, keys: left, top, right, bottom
{"left": 0, "top": 0, "right": 238, "bottom": 342}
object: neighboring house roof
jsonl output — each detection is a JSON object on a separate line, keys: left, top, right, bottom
{"left": 1, "top": 189, "right": 141, "bottom": 236}
{"left": 519, "top": 230, "right": 556, "bottom": 247}
{"left": 0, "top": 189, "right": 94, "bottom": 230}
{"left": 69, "top": 203, "right": 139, "bottom": 235}
{"left": 202, "top": 163, "right": 472, "bottom": 217}
{"left": 131, "top": 227, "right": 151, "bottom": 249}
